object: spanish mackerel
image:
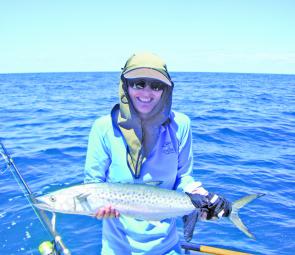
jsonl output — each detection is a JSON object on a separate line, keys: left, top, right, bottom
{"left": 34, "top": 182, "right": 264, "bottom": 240}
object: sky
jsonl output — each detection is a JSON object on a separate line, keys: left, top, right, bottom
{"left": 1, "top": 0, "right": 295, "bottom": 74}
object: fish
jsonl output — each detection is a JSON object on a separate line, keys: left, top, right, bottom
{"left": 33, "top": 182, "right": 264, "bottom": 241}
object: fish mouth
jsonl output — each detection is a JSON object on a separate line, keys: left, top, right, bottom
{"left": 32, "top": 197, "right": 52, "bottom": 212}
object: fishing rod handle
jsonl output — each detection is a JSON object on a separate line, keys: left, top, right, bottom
{"left": 181, "top": 242, "right": 253, "bottom": 255}
{"left": 200, "top": 245, "right": 253, "bottom": 255}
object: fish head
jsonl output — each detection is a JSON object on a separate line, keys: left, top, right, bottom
{"left": 33, "top": 188, "right": 79, "bottom": 213}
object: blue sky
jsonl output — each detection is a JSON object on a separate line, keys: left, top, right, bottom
{"left": 1, "top": 0, "right": 294, "bottom": 74}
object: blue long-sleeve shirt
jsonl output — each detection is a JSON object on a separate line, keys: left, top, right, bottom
{"left": 84, "top": 110, "right": 194, "bottom": 255}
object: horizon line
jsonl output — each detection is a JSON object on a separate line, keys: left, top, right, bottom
{"left": 0, "top": 70, "right": 294, "bottom": 76}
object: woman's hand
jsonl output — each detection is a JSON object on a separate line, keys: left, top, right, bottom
{"left": 184, "top": 182, "right": 232, "bottom": 220}
{"left": 95, "top": 205, "right": 120, "bottom": 219}
{"left": 187, "top": 192, "right": 232, "bottom": 220}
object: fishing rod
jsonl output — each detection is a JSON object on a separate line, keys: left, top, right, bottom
{"left": 181, "top": 241, "right": 253, "bottom": 255}
{"left": 0, "top": 141, "right": 70, "bottom": 255}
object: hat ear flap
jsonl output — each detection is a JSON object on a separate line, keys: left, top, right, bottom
{"left": 120, "top": 73, "right": 129, "bottom": 89}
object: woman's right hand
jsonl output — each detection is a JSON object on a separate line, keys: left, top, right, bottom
{"left": 95, "top": 205, "right": 120, "bottom": 219}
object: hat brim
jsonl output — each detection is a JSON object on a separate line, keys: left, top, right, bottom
{"left": 123, "top": 68, "right": 172, "bottom": 86}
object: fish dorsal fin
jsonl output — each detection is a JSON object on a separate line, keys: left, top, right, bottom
{"left": 182, "top": 210, "right": 199, "bottom": 242}
{"left": 142, "top": 181, "right": 163, "bottom": 186}
{"left": 115, "top": 180, "right": 163, "bottom": 186}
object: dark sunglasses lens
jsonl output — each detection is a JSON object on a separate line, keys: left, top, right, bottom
{"left": 151, "top": 82, "right": 165, "bottom": 91}
{"left": 132, "top": 80, "right": 145, "bottom": 89}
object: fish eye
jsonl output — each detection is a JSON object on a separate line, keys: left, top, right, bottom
{"left": 49, "top": 195, "right": 56, "bottom": 202}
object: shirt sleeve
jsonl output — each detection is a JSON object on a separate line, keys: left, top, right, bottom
{"left": 84, "top": 118, "right": 111, "bottom": 183}
{"left": 174, "top": 114, "right": 195, "bottom": 191}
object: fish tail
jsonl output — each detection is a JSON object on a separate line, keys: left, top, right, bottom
{"left": 229, "top": 193, "right": 265, "bottom": 239}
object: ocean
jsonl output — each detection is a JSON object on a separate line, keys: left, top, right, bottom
{"left": 0, "top": 72, "right": 294, "bottom": 255}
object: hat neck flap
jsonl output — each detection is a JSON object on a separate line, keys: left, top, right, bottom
{"left": 112, "top": 78, "right": 172, "bottom": 178}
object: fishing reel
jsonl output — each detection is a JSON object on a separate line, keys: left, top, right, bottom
{"left": 39, "top": 238, "right": 70, "bottom": 255}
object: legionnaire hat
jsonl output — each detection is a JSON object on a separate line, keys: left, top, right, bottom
{"left": 122, "top": 52, "right": 173, "bottom": 86}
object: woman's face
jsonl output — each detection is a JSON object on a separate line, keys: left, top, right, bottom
{"left": 127, "top": 78, "right": 166, "bottom": 119}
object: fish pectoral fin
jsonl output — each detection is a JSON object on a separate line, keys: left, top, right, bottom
{"left": 76, "top": 193, "right": 91, "bottom": 201}
{"left": 75, "top": 193, "right": 92, "bottom": 212}
{"left": 183, "top": 210, "right": 199, "bottom": 242}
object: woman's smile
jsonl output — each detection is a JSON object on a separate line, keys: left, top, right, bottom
{"left": 137, "top": 97, "right": 153, "bottom": 103}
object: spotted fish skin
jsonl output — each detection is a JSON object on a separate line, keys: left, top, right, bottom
{"left": 34, "top": 182, "right": 195, "bottom": 220}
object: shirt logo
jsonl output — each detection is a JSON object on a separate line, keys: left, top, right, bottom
{"left": 162, "top": 142, "right": 175, "bottom": 154}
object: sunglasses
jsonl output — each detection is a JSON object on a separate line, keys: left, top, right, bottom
{"left": 129, "top": 80, "right": 167, "bottom": 91}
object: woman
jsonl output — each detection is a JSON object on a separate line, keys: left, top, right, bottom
{"left": 84, "top": 52, "right": 231, "bottom": 255}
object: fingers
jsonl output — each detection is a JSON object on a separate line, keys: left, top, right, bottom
{"left": 200, "top": 210, "right": 208, "bottom": 220}
{"left": 95, "top": 205, "right": 120, "bottom": 219}
{"left": 190, "top": 187, "right": 209, "bottom": 196}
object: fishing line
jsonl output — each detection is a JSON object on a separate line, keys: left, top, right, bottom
{"left": 0, "top": 151, "right": 9, "bottom": 174}
{"left": 0, "top": 148, "right": 52, "bottom": 237}
{"left": 0, "top": 142, "right": 69, "bottom": 254}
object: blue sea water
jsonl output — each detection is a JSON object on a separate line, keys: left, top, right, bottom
{"left": 0, "top": 72, "right": 294, "bottom": 255}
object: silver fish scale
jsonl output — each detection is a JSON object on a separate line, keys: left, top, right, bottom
{"left": 85, "top": 183, "right": 195, "bottom": 220}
